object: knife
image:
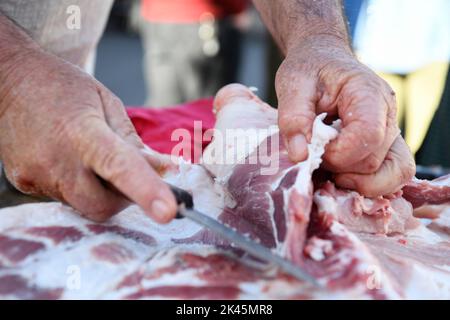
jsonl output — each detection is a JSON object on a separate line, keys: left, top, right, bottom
{"left": 168, "top": 184, "right": 321, "bottom": 287}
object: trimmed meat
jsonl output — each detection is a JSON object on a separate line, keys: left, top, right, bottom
{"left": 403, "top": 176, "right": 450, "bottom": 208}
{"left": 0, "top": 84, "right": 449, "bottom": 299}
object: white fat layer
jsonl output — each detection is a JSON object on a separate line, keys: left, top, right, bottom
{"left": 266, "top": 194, "right": 281, "bottom": 251}
{"left": 202, "top": 97, "right": 277, "bottom": 181}
{"left": 280, "top": 115, "right": 339, "bottom": 257}
{"left": 164, "top": 160, "right": 225, "bottom": 221}
{"left": 291, "top": 114, "right": 339, "bottom": 195}
{"left": 281, "top": 115, "right": 339, "bottom": 214}
{"left": 201, "top": 128, "right": 278, "bottom": 180}
{"left": 429, "top": 175, "right": 450, "bottom": 187}
{"left": 314, "top": 193, "right": 339, "bottom": 216}
{"left": 1, "top": 93, "right": 450, "bottom": 299}
{"left": 404, "top": 225, "right": 443, "bottom": 244}
{"left": 402, "top": 263, "right": 450, "bottom": 299}
{"left": 308, "top": 238, "right": 333, "bottom": 261}
{"left": 0, "top": 203, "right": 84, "bottom": 231}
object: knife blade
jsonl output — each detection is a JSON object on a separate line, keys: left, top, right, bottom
{"left": 168, "top": 184, "right": 321, "bottom": 287}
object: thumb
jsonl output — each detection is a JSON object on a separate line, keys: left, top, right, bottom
{"left": 76, "top": 117, "right": 177, "bottom": 224}
{"left": 276, "top": 70, "right": 317, "bottom": 162}
{"left": 100, "top": 91, "right": 178, "bottom": 175}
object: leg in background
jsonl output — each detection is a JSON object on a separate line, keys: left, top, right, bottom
{"left": 404, "top": 62, "right": 450, "bottom": 155}
{"left": 141, "top": 22, "right": 187, "bottom": 107}
{"left": 415, "top": 69, "right": 450, "bottom": 166}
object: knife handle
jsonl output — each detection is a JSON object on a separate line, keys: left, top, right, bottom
{"left": 167, "top": 184, "right": 194, "bottom": 219}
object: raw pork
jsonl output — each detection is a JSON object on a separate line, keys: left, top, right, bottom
{"left": 0, "top": 84, "right": 449, "bottom": 299}
{"left": 403, "top": 176, "right": 450, "bottom": 208}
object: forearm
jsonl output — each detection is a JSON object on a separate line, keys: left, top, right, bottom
{"left": 253, "top": 0, "right": 350, "bottom": 54}
{"left": 0, "top": 13, "right": 42, "bottom": 115}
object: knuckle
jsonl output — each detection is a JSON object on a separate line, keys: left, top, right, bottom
{"left": 5, "top": 166, "right": 34, "bottom": 194}
{"left": 99, "top": 84, "right": 122, "bottom": 105}
{"left": 4, "top": 162, "right": 52, "bottom": 196}
{"left": 120, "top": 121, "right": 142, "bottom": 145}
{"left": 364, "top": 125, "right": 385, "bottom": 147}
{"left": 363, "top": 154, "right": 383, "bottom": 173}
{"left": 401, "top": 158, "right": 416, "bottom": 184}
{"left": 67, "top": 113, "right": 103, "bottom": 149}
{"left": 109, "top": 93, "right": 124, "bottom": 108}
{"left": 382, "top": 84, "right": 398, "bottom": 118}
{"left": 52, "top": 114, "right": 74, "bottom": 142}
{"left": 279, "top": 111, "right": 315, "bottom": 136}
{"left": 275, "top": 63, "right": 306, "bottom": 95}
{"left": 275, "top": 62, "right": 291, "bottom": 85}
{"left": 97, "top": 150, "right": 129, "bottom": 184}
{"left": 386, "top": 88, "right": 397, "bottom": 107}
{"left": 120, "top": 118, "right": 136, "bottom": 134}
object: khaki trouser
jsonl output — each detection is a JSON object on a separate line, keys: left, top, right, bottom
{"left": 140, "top": 19, "right": 242, "bottom": 107}
{"left": 379, "top": 62, "right": 450, "bottom": 154}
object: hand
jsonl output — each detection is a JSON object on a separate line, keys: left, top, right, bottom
{"left": 276, "top": 36, "right": 416, "bottom": 197}
{"left": 0, "top": 51, "right": 177, "bottom": 222}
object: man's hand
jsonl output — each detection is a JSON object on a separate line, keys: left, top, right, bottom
{"left": 253, "top": 0, "right": 415, "bottom": 197}
{"left": 276, "top": 37, "right": 415, "bottom": 197}
{"left": 0, "top": 49, "right": 177, "bottom": 222}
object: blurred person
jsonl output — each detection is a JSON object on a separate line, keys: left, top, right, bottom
{"left": 354, "top": 0, "right": 450, "bottom": 159}
{"left": 416, "top": 70, "right": 450, "bottom": 166}
{"left": 0, "top": 0, "right": 415, "bottom": 223}
{"left": 139, "top": 0, "right": 248, "bottom": 107}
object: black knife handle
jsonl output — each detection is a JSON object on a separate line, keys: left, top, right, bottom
{"left": 167, "top": 184, "right": 194, "bottom": 219}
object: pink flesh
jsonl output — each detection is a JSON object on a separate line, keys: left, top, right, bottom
{"left": 0, "top": 84, "right": 449, "bottom": 299}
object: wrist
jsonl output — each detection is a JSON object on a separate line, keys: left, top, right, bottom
{"left": 286, "top": 32, "right": 353, "bottom": 59}
{"left": 0, "top": 49, "right": 44, "bottom": 115}
{"left": 0, "top": 14, "right": 44, "bottom": 117}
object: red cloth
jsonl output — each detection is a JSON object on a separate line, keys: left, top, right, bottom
{"left": 126, "top": 98, "right": 216, "bottom": 163}
{"left": 141, "top": 0, "right": 248, "bottom": 23}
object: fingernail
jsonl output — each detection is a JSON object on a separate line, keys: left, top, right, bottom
{"left": 150, "top": 199, "right": 172, "bottom": 222}
{"left": 288, "top": 134, "right": 308, "bottom": 162}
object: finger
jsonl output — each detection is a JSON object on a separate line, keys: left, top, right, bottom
{"left": 75, "top": 116, "right": 177, "bottom": 224}
{"left": 276, "top": 69, "right": 318, "bottom": 162}
{"left": 61, "top": 167, "right": 129, "bottom": 222}
{"left": 334, "top": 136, "right": 416, "bottom": 197}
{"left": 100, "top": 89, "right": 178, "bottom": 175}
{"left": 324, "top": 77, "right": 392, "bottom": 170}
{"left": 141, "top": 146, "right": 178, "bottom": 176}
{"left": 325, "top": 96, "right": 399, "bottom": 174}
{"left": 100, "top": 89, "right": 145, "bottom": 148}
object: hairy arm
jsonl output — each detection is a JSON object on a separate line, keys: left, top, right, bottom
{"left": 0, "top": 12, "right": 177, "bottom": 222}
{"left": 0, "top": 13, "right": 42, "bottom": 116}
{"left": 252, "top": 0, "right": 415, "bottom": 197}
{"left": 253, "top": 0, "right": 350, "bottom": 54}
{"left": 0, "top": 12, "right": 37, "bottom": 57}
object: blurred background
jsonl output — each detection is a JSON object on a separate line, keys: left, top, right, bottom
{"left": 96, "top": 0, "right": 267, "bottom": 106}
{"left": 95, "top": 0, "right": 449, "bottom": 168}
